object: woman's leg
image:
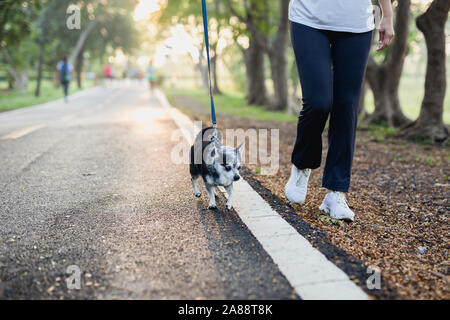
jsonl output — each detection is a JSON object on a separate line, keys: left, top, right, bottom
{"left": 290, "top": 22, "right": 333, "bottom": 170}
{"left": 322, "top": 31, "right": 373, "bottom": 192}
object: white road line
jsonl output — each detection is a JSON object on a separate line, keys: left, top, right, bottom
{"left": 155, "top": 89, "right": 369, "bottom": 300}
{"left": 0, "top": 124, "right": 45, "bottom": 140}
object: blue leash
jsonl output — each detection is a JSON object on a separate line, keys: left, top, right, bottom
{"left": 201, "top": 0, "right": 217, "bottom": 126}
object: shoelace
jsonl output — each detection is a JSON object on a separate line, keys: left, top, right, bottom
{"left": 295, "top": 168, "right": 310, "bottom": 187}
{"left": 333, "top": 192, "right": 350, "bottom": 209}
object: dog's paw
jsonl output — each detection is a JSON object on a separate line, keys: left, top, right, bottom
{"left": 208, "top": 204, "right": 217, "bottom": 210}
{"left": 226, "top": 203, "right": 232, "bottom": 211}
{"left": 194, "top": 191, "right": 201, "bottom": 198}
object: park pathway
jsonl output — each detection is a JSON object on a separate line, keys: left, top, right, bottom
{"left": 0, "top": 82, "right": 297, "bottom": 299}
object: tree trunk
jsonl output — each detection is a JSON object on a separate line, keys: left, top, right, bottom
{"left": 365, "top": 0, "right": 411, "bottom": 127}
{"left": 69, "top": 18, "right": 97, "bottom": 65}
{"left": 195, "top": 43, "right": 209, "bottom": 92}
{"left": 225, "top": 1, "right": 268, "bottom": 106}
{"left": 366, "top": 59, "right": 410, "bottom": 126}
{"left": 196, "top": 62, "right": 209, "bottom": 92}
{"left": 75, "top": 48, "right": 84, "bottom": 89}
{"left": 266, "top": 0, "right": 290, "bottom": 110}
{"left": 401, "top": 0, "right": 449, "bottom": 142}
{"left": 211, "top": 0, "right": 222, "bottom": 95}
{"left": 211, "top": 54, "right": 222, "bottom": 95}
{"left": 2, "top": 47, "right": 28, "bottom": 92}
{"left": 8, "top": 74, "right": 13, "bottom": 89}
{"left": 267, "top": 49, "right": 288, "bottom": 110}
{"left": 8, "top": 70, "right": 28, "bottom": 92}
{"left": 358, "top": 80, "right": 369, "bottom": 116}
{"left": 35, "top": 41, "right": 45, "bottom": 97}
{"left": 243, "top": 37, "right": 268, "bottom": 105}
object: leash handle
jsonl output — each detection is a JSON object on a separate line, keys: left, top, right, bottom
{"left": 201, "top": 0, "right": 217, "bottom": 126}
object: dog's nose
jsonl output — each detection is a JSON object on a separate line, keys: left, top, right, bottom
{"left": 234, "top": 175, "right": 240, "bottom": 181}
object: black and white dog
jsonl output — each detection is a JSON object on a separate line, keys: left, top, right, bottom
{"left": 190, "top": 127, "right": 244, "bottom": 210}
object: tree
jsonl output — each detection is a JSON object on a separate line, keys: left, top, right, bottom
{"left": 0, "top": 0, "right": 43, "bottom": 91}
{"left": 401, "top": 0, "right": 449, "bottom": 142}
{"left": 68, "top": 18, "right": 98, "bottom": 67}
{"left": 35, "top": 0, "right": 56, "bottom": 96}
{"left": 79, "top": 2, "right": 139, "bottom": 88}
{"left": 46, "top": 0, "right": 139, "bottom": 88}
{"left": 211, "top": 1, "right": 223, "bottom": 95}
{"left": 159, "top": 0, "right": 236, "bottom": 94}
{"left": 158, "top": 0, "right": 288, "bottom": 107}
{"left": 0, "top": 0, "right": 42, "bottom": 43}
{"left": 158, "top": 0, "right": 211, "bottom": 91}
{"left": 266, "top": 0, "right": 289, "bottom": 111}
{"left": 0, "top": 0, "right": 16, "bottom": 44}
{"left": 227, "top": 0, "right": 290, "bottom": 109}
{"left": 34, "top": 25, "right": 46, "bottom": 96}
{"left": 365, "top": 0, "right": 411, "bottom": 127}
{"left": 226, "top": 0, "right": 269, "bottom": 106}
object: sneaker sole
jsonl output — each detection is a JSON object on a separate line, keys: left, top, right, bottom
{"left": 319, "top": 202, "right": 354, "bottom": 222}
{"left": 284, "top": 183, "right": 306, "bottom": 204}
{"left": 284, "top": 186, "right": 306, "bottom": 204}
{"left": 319, "top": 202, "right": 329, "bottom": 213}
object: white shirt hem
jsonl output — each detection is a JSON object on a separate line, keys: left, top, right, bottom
{"left": 289, "top": 17, "right": 375, "bottom": 34}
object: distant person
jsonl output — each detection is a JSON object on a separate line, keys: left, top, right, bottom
{"left": 129, "top": 68, "right": 137, "bottom": 80}
{"left": 56, "top": 56, "right": 73, "bottom": 102}
{"left": 105, "top": 64, "right": 114, "bottom": 84}
{"left": 104, "top": 64, "right": 112, "bottom": 79}
{"left": 146, "top": 61, "right": 157, "bottom": 93}
{"left": 103, "top": 64, "right": 114, "bottom": 87}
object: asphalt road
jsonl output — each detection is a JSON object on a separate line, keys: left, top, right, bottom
{"left": 0, "top": 82, "right": 298, "bottom": 299}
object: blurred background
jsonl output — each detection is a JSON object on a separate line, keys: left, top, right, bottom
{"left": 0, "top": 0, "right": 448, "bottom": 142}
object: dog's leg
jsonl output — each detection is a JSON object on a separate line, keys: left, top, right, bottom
{"left": 205, "top": 184, "right": 217, "bottom": 209}
{"left": 225, "top": 184, "right": 233, "bottom": 210}
{"left": 191, "top": 176, "right": 201, "bottom": 197}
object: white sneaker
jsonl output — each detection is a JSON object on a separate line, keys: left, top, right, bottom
{"left": 319, "top": 191, "right": 355, "bottom": 221}
{"left": 284, "top": 165, "right": 311, "bottom": 204}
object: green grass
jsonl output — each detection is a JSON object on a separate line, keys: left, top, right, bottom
{"left": 163, "top": 87, "right": 298, "bottom": 122}
{"left": 164, "top": 85, "right": 447, "bottom": 145}
{"left": 165, "top": 74, "right": 449, "bottom": 125}
{"left": 358, "top": 121, "right": 400, "bottom": 142}
{"left": 0, "top": 79, "right": 95, "bottom": 112}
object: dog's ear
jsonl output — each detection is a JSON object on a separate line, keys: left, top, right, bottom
{"left": 235, "top": 141, "right": 245, "bottom": 158}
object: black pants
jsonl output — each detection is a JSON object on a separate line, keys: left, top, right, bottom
{"left": 290, "top": 22, "right": 372, "bottom": 192}
{"left": 61, "top": 81, "right": 69, "bottom": 97}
